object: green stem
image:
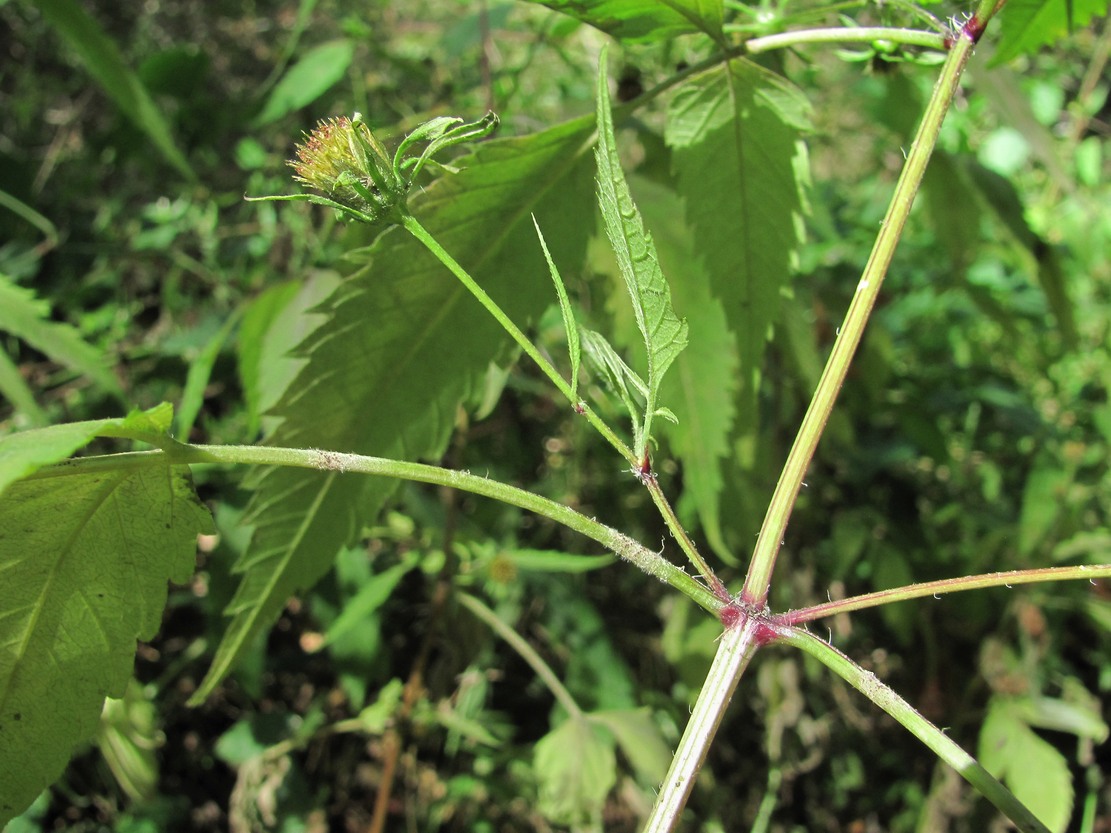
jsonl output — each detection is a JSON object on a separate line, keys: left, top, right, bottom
{"left": 784, "top": 564, "right": 1111, "bottom": 624}
{"left": 398, "top": 211, "right": 636, "bottom": 466}
{"left": 642, "top": 615, "right": 763, "bottom": 833}
{"left": 458, "top": 593, "right": 583, "bottom": 719}
{"left": 399, "top": 210, "right": 723, "bottom": 595}
{"left": 778, "top": 626, "right": 1051, "bottom": 833}
{"left": 746, "top": 26, "right": 947, "bottom": 53}
{"left": 643, "top": 476, "right": 730, "bottom": 601}
{"left": 741, "top": 27, "right": 979, "bottom": 606}
{"left": 35, "top": 442, "right": 724, "bottom": 615}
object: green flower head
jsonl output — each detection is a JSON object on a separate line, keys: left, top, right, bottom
{"left": 249, "top": 110, "right": 500, "bottom": 227}
{"left": 288, "top": 114, "right": 406, "bottom": 224}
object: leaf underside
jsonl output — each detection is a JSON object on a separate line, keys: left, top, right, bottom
{"left": 0, "top": 463, "right": 211, "bottom": 825}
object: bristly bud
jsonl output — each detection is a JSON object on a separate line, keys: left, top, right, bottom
{"left": 287, "top": 114, "right": 406, "bottom": 225}
{"left": 248, "top": 110, "right": 500, "bottom": 227}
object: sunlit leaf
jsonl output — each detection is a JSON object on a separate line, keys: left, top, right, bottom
{"left": 596, "top": 49, "right": 689, "bottom": 460}
{"left": 253, "top": 39, "right": 355, "bottom": 126}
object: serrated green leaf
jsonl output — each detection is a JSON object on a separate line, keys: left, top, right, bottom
{"left": 253, "top": 39, "right": 355, "bottom": 126}
{"left": 0, "top": 274, "right": 124, "bottom": 403}
{"left": 0, "top": 405, "right": 174, "bottom": 495}
{"left": 193, "top": 116, "right": 597, "bottom": 702}
{"left": 0, "top": 463, "right": 212, "bottom": 826}
{"left": 534, "top": 715, "right": 617, "bottom": 828}
{"left": 520, "top": 0, "right": 723, "bottom": 42}
{"left": 533, "top": 216, "right": 582, "bottom": 401}
{"left": 666, "top": 61, "right": 809, "bottom": 463}
{"left": 634, "top": 176, "right": 739, "bottom": 562}
{"left": 237, "top": 274, "right": 342, "bottom": 438}
{"left": 32, "top": 0, "right": 193, "bottom": 179}
{"left": 991, "top": 0, "right": 1108, "bottom": 65}
{"left": 596, "top": 50, "right": 689, "bottom": 460}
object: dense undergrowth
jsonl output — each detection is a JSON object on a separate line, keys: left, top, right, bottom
{"left": 1, "top": 1, "right": 1109, "bottom": 831}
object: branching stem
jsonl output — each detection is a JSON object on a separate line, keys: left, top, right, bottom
{"left": 741, "top": 24, "right": 980, "bottom": 605}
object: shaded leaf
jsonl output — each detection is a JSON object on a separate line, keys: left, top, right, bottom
{"left": 32, "top": 0, "right": 193, "bottom": 178}
{"left": 193, "top": 115, "right": 597, "bottom": 701}
{"left": 590, "top": 708, "right": 671, "bottom": 785}
{"left": 596, "top": 50, "right": 689, "bottom": 460}
{"left": 317, "top": 557, "right": 415, "bottom": 649}
{"left": 0, "top": 462, "right": 211, "bottom": 826}
{"left": 666, "top": 60, "right": 809, "bottom": 461}
{"left": 635, "top": 176, "right": 739, "bottom": 561}
{"left": 534, "top": 715, "right": 617, "bottom": 827}
{"left": 1018, "top": 452, "right": 1069, "bottom": 555}
{"left": 521, "top": 0, "right": 723, "bottom": 42}
{"left": 979, "top": 700, "right": 1074, "bottom": 833}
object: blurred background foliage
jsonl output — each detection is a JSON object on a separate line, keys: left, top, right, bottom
{"left": 1, "top": 0, "right": 1109, "bottom": 831}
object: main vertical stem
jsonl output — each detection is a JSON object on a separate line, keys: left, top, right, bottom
{"left": 740, "top": 30, "right": 980, "bottom": 605}
{"left": 642, "top": 617, "right": 762, "bottom": 833}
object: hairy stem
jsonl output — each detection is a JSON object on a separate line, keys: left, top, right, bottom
{"left": 778, "top": 626, "right": 1051, "bottom": 833}
{"left": 642, "top": 615, "right": 763, "bottom": 833}
{"left": 746, "top": 26, "right": 947, "bottom": 53}
{"left": 36, "top": 443, "right": 725, "bottom": 614}
{"left": 741, "top": 25, "right": 979, "bottom": 605}
{"left": 784, "top": 564, "right": 1111, "bottom": 624}
{"left": 400, "top": 210, "right": 723, "bottom": 595}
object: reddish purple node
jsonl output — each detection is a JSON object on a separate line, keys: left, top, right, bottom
{"left": 753, "top": 620, "right": 779, "bottom": 645}
{"left": 962, "top": 14, "right": 985, "bottom": 43}
{"left": 719, "top": 603, "right": 743, "bottom": 629}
